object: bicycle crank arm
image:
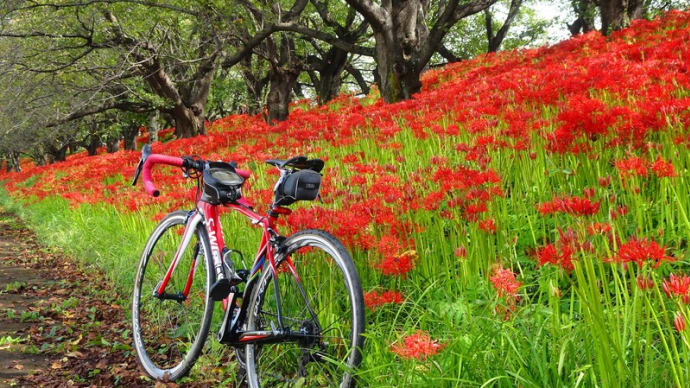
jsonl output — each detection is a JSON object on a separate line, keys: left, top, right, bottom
{"left": 234, "top": 329, "right": 317, "bottom": 346}
{"left": 154, "top": 291, "right": 186, "bottom": 303}
{"left": 153, "top": 280, "right": 187, "bottom": 302}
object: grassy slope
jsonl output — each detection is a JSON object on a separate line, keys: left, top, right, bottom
{"left": 2, "top": 10, "right": 690, "bottom": 387}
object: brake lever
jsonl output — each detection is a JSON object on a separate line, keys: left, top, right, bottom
{"left": 132, "top": 144, "right": 153, "bottom": 186}
{"left": 132, "top": 159, "right": 143, "bottom": 186}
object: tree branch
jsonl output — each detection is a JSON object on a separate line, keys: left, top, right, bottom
{"left": 274, "top": 22, "right": 374, "bottom": 56}
{"left": 44, "top": 100, "right": 153, "bottom": 127}
{"left": 452, "top": 0, "right": 499, "bottom": 21}
{"left": 437, "top": 44, "right": 461, "bottom": 63}
{"left": 344, "top": 0, "right": 386, "bottom": 31}
{"left": 222, "top": 24, "right": 280, "bottom": 68}
{"left": 345, "top": 63, "right": 370, "bottom": 95}
{"left": 7, "top": 0, "right": 199, "bottom": 17}
{"left": 420, "top": 0, "right": 498, "bottom": 71}
{"left": 488, "top": 0, "right": 522, "bottom": 52}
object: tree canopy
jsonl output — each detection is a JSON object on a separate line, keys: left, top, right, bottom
{"left": 0, "top": 0, "right": 687, "bottom": 168}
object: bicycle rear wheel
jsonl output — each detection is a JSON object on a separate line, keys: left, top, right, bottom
{"left": 132, "top": 210, "right": 214, "bottom": 380}
{"left": 244, "top": 230, "right": 365, "bottom": 388}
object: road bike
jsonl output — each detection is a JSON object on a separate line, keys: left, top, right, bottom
{"left": 130, "top": 144, "right": 365, "bottom": 387}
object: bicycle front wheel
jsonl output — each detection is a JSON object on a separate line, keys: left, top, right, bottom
{"left": 244, "top": 230, "right": 365, "bottom": 388}
{"left": 132, "top": 210, "right": 214, "bottom": 380}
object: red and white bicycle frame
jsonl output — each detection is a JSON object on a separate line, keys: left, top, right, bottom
{"left": 141, "top": 153, "right": 302, "bottom": 346}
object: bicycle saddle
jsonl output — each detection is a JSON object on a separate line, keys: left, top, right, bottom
{"left": 266, "top": 156, "right": 324, "bottom": 172}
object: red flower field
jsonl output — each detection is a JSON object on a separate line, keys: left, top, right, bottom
{"left": 2, "top": 10, "right": 690, "bottom": 386}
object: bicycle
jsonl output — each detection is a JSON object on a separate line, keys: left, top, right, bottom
{"left": 130, "top": 144, "right": 365, "bottom": 387}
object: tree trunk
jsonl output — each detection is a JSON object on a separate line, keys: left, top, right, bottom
{"left": 32, "top": 152, "right": 46, "bottom": 167}
{"left": 266, "top": 67, "right": 300, "bottom": 123}
{"left": 346, "top": 65, "right": 371, "bottom": 96}
{"left": 316, "top": 48, "right": 349, "bottom": 104}
{"left": 10, "top": 153, "right": 20, "bottom": 172}
{"left": 599, "top": 0, "right": 644, "bottom": 34}
{"left": 106, "top": 137, "right": 120, "bottom": 153}
{"left": 241, "top": 57, "right": 268, "bottom": 115}
{"left": 569, "top": 0, "right": 597, "bottom": 36}
{"left": 148, "top": 111, "right": 160, "bottom": 144}
{"left": 371, "top": 0, "right": 426, "bottom": 103}
{"left": 85, "top": 134, "right": 102, "bottom": 156}
{"left": 123, "top": 124, "right": 139, "bottom": 151}
{"left": 45, "top": 144, "right": 68, "bottom": 163}
{"left": 374, "top": 30, "right": 423, "bottom": 103}
{"left": 627, "top": 0, "right": 645, "bottom": 20}
{"left": 173, "top": 104, "right": 206, "bottom": 138}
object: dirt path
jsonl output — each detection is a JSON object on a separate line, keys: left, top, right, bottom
{"left": 0, "top": 210, "right": 149, "bottom": 387}
{"left": 0, "top": 208, "right": 232, "bottom": 387}
{"left": 0, "top": 213, "right": 47, "bottom": 385}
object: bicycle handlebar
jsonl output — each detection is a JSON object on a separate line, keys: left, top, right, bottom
{"left": 142, "top": 154, "right": 184, "bottom": 197}
{"left": 133, "top": 146, "right": 252, "bottom": 198}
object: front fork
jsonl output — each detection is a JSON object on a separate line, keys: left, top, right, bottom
{"left": 154, "top": 211, "right": 204, "bottom": 300}
{"left": 156, "top": 208, "right": 234, "bottom": 302}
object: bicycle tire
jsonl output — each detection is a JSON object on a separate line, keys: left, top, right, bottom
{"left": 244, "top": 229, "right": 365, "bottom": 388}
{"left": 132, "top": 210, "right": 214, "bottom": 380}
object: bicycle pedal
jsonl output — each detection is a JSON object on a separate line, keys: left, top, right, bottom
{"left": 210, "top": 278, "right": 232, "bottom": 301}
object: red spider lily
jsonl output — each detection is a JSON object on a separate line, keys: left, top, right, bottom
{"left": 611, "top": 237, "right": 673, "bottom": 268}
{"left": 534, "top": 228, "right": 592, "bottom": 271}
{"left": 636, "top": 275, "right": 655, "bottom": 291}
{"left": 675, "top": 312, "right": 686, "bottom": 332}
{"left": 651, "top": 156, "right": 676, "bottom": 177}
{"left": 363, "top": 289, "right": 404, "bottom": 311}
{"left": 599, "top": 176, "right": 612, "bottom": 188}
{"left": 390, "top": 330, "right": 444, "bottom": 360}
{"left": 377, "top": 235, "right": 403, "bottom": 257}
{"left": 587, "top": 222, "right": 612, "bottom": 236}
{"left": 610, "top": 205, "right": 629, "bottom": 220}
{"left": 454, "top": 245, "right": 467, "bottom": 258}
{"left": 490, "top": 266, "right": 521, "bottom": 298}
{"left": 490, "top": 265, "right": 522, "bottom": 320}
{"left": 536, "top": 244, "right": 560, "bottom": 267}
{"left": 538, "top": 196, "right": 600, "bottom": 217}
{"left": 479, "top": 218, "right": 497, "bottom": 233}
{"left": 1, "top": 12, "right": 690, "bottom": 333}
{"left": 663, "top": 274, "right": 690, "bottom": 303}
{"left": 615, "top": 156, "right": 649, "bottom": 179}
{"left": 376, "top": 251, "right": 416, "bottom": 278}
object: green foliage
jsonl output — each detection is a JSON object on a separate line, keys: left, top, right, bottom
{"left": 436, "top": 0, "right": 554, "bottom": 64}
